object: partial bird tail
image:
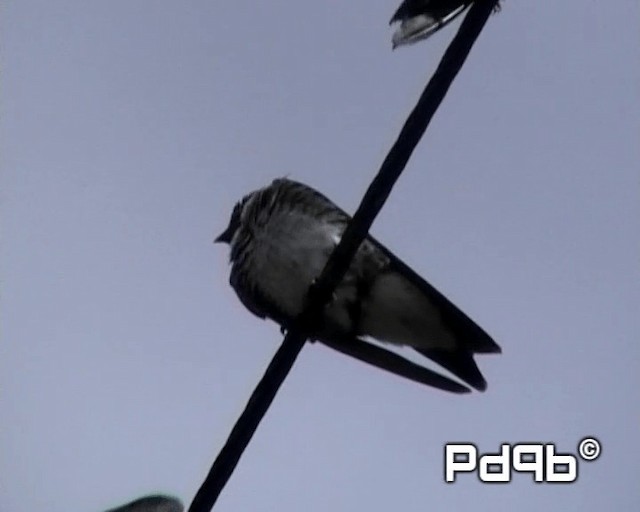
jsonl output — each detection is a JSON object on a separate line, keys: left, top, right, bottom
{"left": 413, "top": 347, "right": 490, "bottom": 392}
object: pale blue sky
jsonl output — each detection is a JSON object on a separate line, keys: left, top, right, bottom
{"left": 2, "top": 1, "right": 639, "bottom": 511}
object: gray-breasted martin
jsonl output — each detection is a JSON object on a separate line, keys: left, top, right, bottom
{"left": 216, "top": 178, "right": 500, "bottom": 393}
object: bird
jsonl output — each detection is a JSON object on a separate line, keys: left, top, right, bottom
{"left": 215, "top": 178, "right": 500, "bottom": 393}
{"left": 390, "top": 0, "right": 501, "bottom": 49}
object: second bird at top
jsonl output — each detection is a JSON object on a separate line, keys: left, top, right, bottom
{"left": 390, "top": 0, "right": 501, "bottom": 49}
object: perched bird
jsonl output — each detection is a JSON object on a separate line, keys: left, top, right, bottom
{"left": 390, "top": 0, "right": 501, "bottom": 49}
{"left": 216, "top": 179, "right": 500, "bottom": 393}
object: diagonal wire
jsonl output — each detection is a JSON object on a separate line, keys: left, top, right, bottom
{"left": 188, "top": 2, "right": 499, "bottom": 511}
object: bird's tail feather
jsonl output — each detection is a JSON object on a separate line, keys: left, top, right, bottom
{"left": 320, "top": 336, "right": 471, "bottom": 394}
{"left": 413, "top": 347, "right": 487, "bottom": 391}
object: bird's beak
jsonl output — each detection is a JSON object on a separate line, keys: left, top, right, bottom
{"left": 214, "top": 226, "right": 233, "bottom": 244}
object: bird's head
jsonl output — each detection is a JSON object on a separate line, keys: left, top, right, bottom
{"left": 215, "top": 179, "right": 292, "bottom": 249}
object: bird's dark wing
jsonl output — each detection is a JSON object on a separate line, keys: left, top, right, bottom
{"left": 369, "top": 235, "right": 501, "bottom": 355}
{"left": 364, "top": 235, "right": 500, "bottom": 391}
{"left": 320, "top": 335, "right": 470, "bottom": 393}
